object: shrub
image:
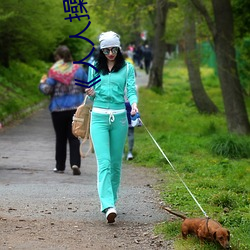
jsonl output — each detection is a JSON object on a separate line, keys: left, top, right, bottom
{"left": 210, "top": 135, "right": 250, "bottom": 159}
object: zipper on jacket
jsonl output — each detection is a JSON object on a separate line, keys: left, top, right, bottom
{"left": 108, "top": 72, "right": 111, "bottom": 109}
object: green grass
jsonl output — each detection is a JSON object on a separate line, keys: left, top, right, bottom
{"left": 0, "top": 60, "right": 50, "bottom": 123}
{"left": 129, "top": 59, "right": 250, "bottom": 250}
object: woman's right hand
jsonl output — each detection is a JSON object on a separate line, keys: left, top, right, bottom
{"left": 131, "top": 103, "right": 138, "bottom": 116}
{"left": 85, "top": 88, "right": 95, "bottom": 97}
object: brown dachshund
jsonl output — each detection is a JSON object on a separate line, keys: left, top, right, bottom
{"left": 163, "top": 207, "right": 231, "bottom": 249}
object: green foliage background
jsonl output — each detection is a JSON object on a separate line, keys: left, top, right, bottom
{"left": 0, "top": 0, "right": 99, "bottom": 64}
{"left": 0, "top": 0, "right": 99, "bottom": 122}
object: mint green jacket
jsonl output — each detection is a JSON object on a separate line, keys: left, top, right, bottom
{"left": 87, "top": 62, "right": 138, "bottom": 110}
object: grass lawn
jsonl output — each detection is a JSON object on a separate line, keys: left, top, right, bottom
{"left": 129, "top": 58, "right": 250, "bottom": 250}
{"left": 0, "top": 60, "right": 49, "bottom": 123}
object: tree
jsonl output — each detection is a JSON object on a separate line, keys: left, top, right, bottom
{"left": 0, "top": 0, "right": 94, "bottom": 66}
{"left": 0, "top": 3, "right": 16, "bottom": 67}
{"left": 184, "top": 1, "right": 218, "bottom": 114}
{"left": 91, "top": 0, "right": 155, "bottom": 47}
{"left": 232, "top": 0, "right": 250, "bottom": 96}
{"left": 148, "top": 0, "right": 177, "bottom": 89}
{"left": 232, "top": 0, "right": 250, "bottom": 40}
{"left": 190, "top": 0, "right": 250, "bottom": 134}
{"left": 0, "top": 0, "right": 63, "bottom": 66}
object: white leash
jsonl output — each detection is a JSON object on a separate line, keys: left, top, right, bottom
{"left": 139, "top": 118, "right": 209, "bottom": 218}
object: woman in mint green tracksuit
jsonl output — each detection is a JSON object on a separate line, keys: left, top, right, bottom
{"left": 86, "top": 31, "right": 138, "bottom": 223}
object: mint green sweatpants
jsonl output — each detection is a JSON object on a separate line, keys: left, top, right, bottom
{"left": 90, "top": 111, "right": 128, "bottom": 212}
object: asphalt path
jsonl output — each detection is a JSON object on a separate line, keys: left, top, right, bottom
{"left": 0, "top": 69, "right": 172, "bottom": 249}
{"left": 0, "top": 106, "right": 166, "bottom": 222}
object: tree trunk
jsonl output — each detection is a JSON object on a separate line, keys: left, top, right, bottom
{"left": 147, "top": 0, "right": 168, "bottom": 89}
{"left": 212, "top": 0, "right": 250, "bottom": 134}
{"left": 0, "top": 36, "right": 10, "bottom": 68}
{"left": 191, "top": 0, "right": 250, "bottom": 134}
{"left": 184, "top": 4, "right": 218, "bottom": 114}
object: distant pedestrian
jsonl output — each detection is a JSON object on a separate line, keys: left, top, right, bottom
{"left": 86, "top": 31, "right": 138, "bottom": 223}
{"left": 143, "top": 44, "right": 152, "bottom": 74}
{"left": 39, "top": 45, "right": 87, "bottom": 175}
{"left": 134, "top": 45, "right": 144, "bottom": 69}
{"left": 123, "top": 52, "right": 138, "bottom": 161}
{"left": 125, "top": 101, "right": 135, "bottom": 160}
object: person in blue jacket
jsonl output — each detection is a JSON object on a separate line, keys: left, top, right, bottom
{"left": 86, "top": 31, "right": 138, "bottom": 223}
{"left": 39, "top": 45, "right": 87, "bottom": 176}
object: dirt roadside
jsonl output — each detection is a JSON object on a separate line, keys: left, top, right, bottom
{"left": 0, "top": 72, "right": 174, "bottom": 250}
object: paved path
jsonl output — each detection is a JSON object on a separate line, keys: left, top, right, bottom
{"left": 0, "top": 71, "right": 174, "bottom": 249}
{"left": 0, "top": 107, "right": 164, "bottom": 224}
{"left": 135, "top": 68, "right": 149, "bottom": 88}
{"left": 0, "top": 68, "right": 153, "bottom": 223}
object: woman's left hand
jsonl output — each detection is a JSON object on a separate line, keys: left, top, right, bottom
{"left": 131, "top": 103, "right": 138, "bottom": 116}
{"left": 40, "top": 74, "right": 47, "bottom": 83}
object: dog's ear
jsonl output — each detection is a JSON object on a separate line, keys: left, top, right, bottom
{"left": 227, "top": 230, "right": 230, "bottom": 240}
{"left": 213, "top": 231, "right": 217, "bottom": 240}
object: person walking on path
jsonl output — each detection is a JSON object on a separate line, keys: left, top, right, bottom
{"left": 143, "top": 44, "right": 152, "bottom": 75}
{"left": 125, "top": 100, "right": 136, "bottom": 160}
{"left": 123, "top": 52, "right": 137, "bottom": 161}
{"left": 39, "top": 45, "right": 87, "bottom": 176}
{"left": 85, "top": 31, "right": 138, "bottom": 223}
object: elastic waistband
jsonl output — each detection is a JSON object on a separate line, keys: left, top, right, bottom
{"left": 92, "top": 107, "right": 125, "bottom": 114}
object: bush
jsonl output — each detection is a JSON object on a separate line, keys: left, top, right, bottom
{"left": 0, "top": 60, "right": 49, "bottom": 123}
{"left": 210, "top": 135, "right": 250, "bottom": 159}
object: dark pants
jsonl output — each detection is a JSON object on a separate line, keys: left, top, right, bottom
{"left": 144, "top": 59, "right": 151, "bottom": 74}
{"left": 51, "top": 110, "right": 80, "bottom": 171}
{"left": 127, "top": 127, "right": 134, "bottom": 152}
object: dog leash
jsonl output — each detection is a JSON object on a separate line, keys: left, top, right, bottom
{"left": 139, "top": 118, "right": 209, "bottom": 218}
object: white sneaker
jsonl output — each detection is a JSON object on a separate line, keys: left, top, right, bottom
{"left": 105, "top": 207, "right": 117, "bottom": 223}
{"left": 53, "top": 168, "right": 64, "bottom": 173}
{"left": 127, "top": 152, "right": 133, "bottom": 160}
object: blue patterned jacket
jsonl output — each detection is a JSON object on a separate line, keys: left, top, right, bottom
{"left": 39, "top": 67, "right": 87, "bottom": 112}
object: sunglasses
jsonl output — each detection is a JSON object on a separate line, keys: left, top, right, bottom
{"left": 102, "top": 47, "right": 119, "bottom": 55}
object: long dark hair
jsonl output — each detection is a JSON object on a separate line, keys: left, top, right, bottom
{"left": 96, "top": 48, "right": 126, "bottom": 75}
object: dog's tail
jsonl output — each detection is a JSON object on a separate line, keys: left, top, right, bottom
{"left": 162, "top": 206, "right": 187, "bottom": 220}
